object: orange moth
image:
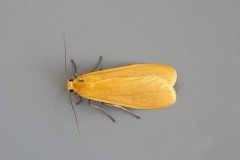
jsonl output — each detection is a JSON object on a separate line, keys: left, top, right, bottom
{"left": 64, "top": 36, "right": 177, "bottom": 133}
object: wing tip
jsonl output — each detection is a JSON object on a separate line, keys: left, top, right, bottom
{"left": 160, "top": 83, "right": 177, "bottom": 108}
{"left": 169, "top": 66, "right": 177, "bottom": 86}
{"left": 170, "top": 86, "right": 177, "bottom": 105}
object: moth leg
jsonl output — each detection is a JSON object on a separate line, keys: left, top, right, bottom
{"left": 88, "top": 99, "right": 116, "bottom": 122}
{"left": 102, "top": 103, "right": 140, "bottom": 119}
{"left": 80, "top": 56, "right": 103, "bottom": 75}
{"left": 76, "top": 96, "right": 82, "bottom": 105}
{"left": 70, "top": 59, "right": 78, "bottom": 78}
{"left": 90, "top": 56, "right": 103, "bottom": 72}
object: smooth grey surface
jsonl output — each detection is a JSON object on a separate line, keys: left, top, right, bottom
{"left": 1, "top": 0, "right": 240, "bottom": 159}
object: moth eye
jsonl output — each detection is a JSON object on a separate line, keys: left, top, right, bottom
{"left": 78, "top": 79, "right": 84, "bottom": 82}
{"left": 69, "top": 79, "right": 73, "bottom": 81}
{"left": 69, "top": 89, "right": 73, "bottom": 92}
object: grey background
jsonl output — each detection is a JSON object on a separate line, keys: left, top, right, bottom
{"left": 1, "top": 0, "right": 240, "bottom": 159}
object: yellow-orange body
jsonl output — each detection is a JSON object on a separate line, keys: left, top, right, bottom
{"left": 67, "top": 64, "right": 177, "bottom": 109}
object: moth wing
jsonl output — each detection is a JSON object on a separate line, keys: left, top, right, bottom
{"left": 86, "top": 64, "right": 177, "bottom": 86}
{"left": 82, "top": 75, "right": 176, "bottom": 109}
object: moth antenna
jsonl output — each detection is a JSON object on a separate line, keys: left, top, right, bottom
{"left": 68, "top": 92, "right": 80, "bottom": 134}
{"left": 64, "top": 33, "right": 68, "bottom": 80}
{"left": 64, "top": 34, "right": 80, "bottom": 134}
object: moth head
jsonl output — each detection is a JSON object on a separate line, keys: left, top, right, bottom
{"left": 67, "top": 79, "right": 74, "bottom": 92}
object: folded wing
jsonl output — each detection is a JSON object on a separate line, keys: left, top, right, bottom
{"left": 85, "top": 64, "right": 177, "bottom": 86}
{"left": 82, "top": 75, "right": 176, "bottom": 109}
